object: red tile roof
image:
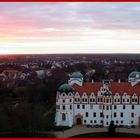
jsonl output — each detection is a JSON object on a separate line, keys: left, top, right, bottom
{"left": 72, "top": 82, "right": 102, "bottom": 95}
{"left": 72, "top": 82, "right": 140, "bottom": 96}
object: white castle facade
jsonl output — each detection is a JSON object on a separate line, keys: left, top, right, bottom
{"left": 55, "top": 71, "right": 140, "bottom": 127}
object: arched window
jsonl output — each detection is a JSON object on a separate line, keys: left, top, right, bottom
{"left": 62, "top": 113, "right": 66, "bottom": 121}
{"left": 106, "top": 98, "right": 109, "bottom": 103}
{"left": 62, "top": 93, "right": 65, "bottom": 97}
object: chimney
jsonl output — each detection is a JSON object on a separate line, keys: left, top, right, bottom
{"left": 118, "top": 79, "right": 121, "bottom": 83}
{"left": 92, "top": 79, "right": 94, "bottom": 83}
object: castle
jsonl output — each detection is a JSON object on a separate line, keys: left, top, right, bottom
{"left": 55, "top": 71, "right": 140, "bottom": 127}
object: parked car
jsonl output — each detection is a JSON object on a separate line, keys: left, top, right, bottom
{"left": 131, "top": 125, "right": 136, "bottom": 128}
{"left": 95, "top": 124, "right": 100, "bottom": 128}
{"left": 99, "top": 125, "right": 104, "bottom": 128}
{"left": 86, "top": 124, "right": 92, "bottom": 128}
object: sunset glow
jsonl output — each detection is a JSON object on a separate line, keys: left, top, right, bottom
{"left": 0, "top": 2, "right": 140, "bottom": 54}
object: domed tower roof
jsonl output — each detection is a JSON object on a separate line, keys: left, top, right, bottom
{"left": 70, "top": 72, "right": 83, "bottom": 78}
{"left": 58, "top": 83, "right": 75, "bottom": 93}
{"left": 128, "top": 71, "right": 140, "bottom": 79}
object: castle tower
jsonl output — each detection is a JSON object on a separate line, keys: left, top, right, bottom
{"left": 68, "top": 72, "right": 83, "bottom": 86}
{"left": 128, "top": 71, "right": 140, "bottom": 86}
{"left": 55, "top": 83, "right": 75, "bottom": 127}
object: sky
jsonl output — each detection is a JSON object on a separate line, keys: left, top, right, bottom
{"left": 1, "top": 2, "right": 140, "bottom": 54}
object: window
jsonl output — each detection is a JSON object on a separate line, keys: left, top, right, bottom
{"left": 78, "top": 98, "right": 80, "bottom": 102}
{"left": 62, "top": 105, "right": 65, "bottom": 110}
{"left": 132, "top": 98, "right": 134, "bottom": 102}
{"left": 82, "top": 105, "right": 85, "bottom": 109}
{"left": 90, "top": 120, "right": 93, "bottom": 123}
{"left": 90, "top": 98, "right": 92, "bottom": 102}
{"left": 70, "top": 99, "right": 72, "bottom": 102}
{"left": 131, "top": 112, "right": 134, "bottom": 118}
{"left": 106, "top": 122, "right": 108, "bottom": 125}
{"left": 118, "top": 99, "right": 120, "bottom": 102}
{"left": 131, "top": 120, "right": 134, "bottom": 124}
{"left": 110, "top": 106, "right": 112, "bottom": 110}
{"left": 123, "top": 105, "right": 125, "bottom": 109}
{"left": 114, "top": 105, "right": 117, "bottom": 109}
{"left": 77, "top": 104, "right": 80, "bottom": 109}
{"left": 114, "top": 112, "right": 117, "bottom": 118}
{"left": 62, "top": 113, "right": 66, "bottom": 121}
{"left": 121, "top": 120, "right": 123, "bottom": 124}
{"left": 116, "top": 120, "right": 118, "bottom": 124}
{"left": 82, "top": 98, "right": 84, "bottom": 102}
{"left": 135, "top": 98, "right": 137, "bottom": 102}
{"left": 93, "top": 98, "right": 95, "bottom": 102}
{"left": 75, "top": 98, "right": 77, "bottom": 102}
{"left": 70, "top": 105, "right": 72, "bottom": 110}
{"left": 114, "top": 99, "right": 116, "bottom": 102}
{"left": 120, "top": 112, "right": 123, "bottom": 117}
{"left": 98, "top": 98, "right": 100, "bottom": 102}
{"left": 85, "top": 98, "right": 87, "bottom": 102}
{"left": 100, "top": 120, "right": 103, "bottom": 124}
{"left": 101, "top": 98, "right": 103, "bottom": 102}
{"left": 123, "top": 99, "right": 125, "bottom": 102}
{"left": 107, "top": 98, "right": 109, "bottom": 103}
{"left": 85, "top": 112, "right": 88, "bottom": 117}
{"left": 93, "top": 112, "right": 96, "bottom": 117}
{"left": 84, "top": 120, "right": 86, "bottom": 123}
{"left": 127, "top": 99, "right": 129, "bottom": 102}
{"left": 62, "top": 100, "right": 65, "bottom": 103}
{"left": 106, "top": 115, "right": 109, "bottom": 119}
{"left": 106, "top": 106, "right": 109, "bottom": 110}
{"left": 100, "top": 112, "right": 103, "bottom": 117}
{"left": 132, "top": 105, "right": 135, "bottom": 110}
{"left": 94, "top": 120, "right": 96, "bottom": 123}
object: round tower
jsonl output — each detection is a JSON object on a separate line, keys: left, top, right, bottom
{"left": 55, "top": 83, "right": 75, "bottom": 127}
{"left": 68, "top": 72, "right": 83, "bottom": 86}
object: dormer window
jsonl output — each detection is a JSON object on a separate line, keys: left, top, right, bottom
{"left": 107, "top": 98, "right": 109, "bottom": 103}
{"left": 127, "top": 99, "right": 129, "bottom": 102}
{"left": 132, "top": 94, "right": 138, "bottom": 104}
{"left": 62, "top": 93, "right": 65, "bottom": 97}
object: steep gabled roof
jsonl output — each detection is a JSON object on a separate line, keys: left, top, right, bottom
{"left": 72, "top": 82, "right": 140, "bottom": 96}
